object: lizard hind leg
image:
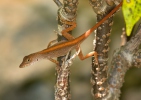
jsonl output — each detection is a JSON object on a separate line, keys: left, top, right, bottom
{"left": 47, "top": 30, "right": 60, "bottom": 48}
{"left": 77, "top": 45, "right": 98, "bottom": 60}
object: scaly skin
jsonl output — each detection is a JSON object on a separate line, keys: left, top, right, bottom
{"left": 19, "top": 2, "right": 122, "bottom": 68}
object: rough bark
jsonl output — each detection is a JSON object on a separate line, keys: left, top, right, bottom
{"left": 53, "top": 0, "right": 78, "bottom": 100}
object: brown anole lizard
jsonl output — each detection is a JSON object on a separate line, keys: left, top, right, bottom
{"left": 19, "top": 2, "right": 122, "bottom": 68}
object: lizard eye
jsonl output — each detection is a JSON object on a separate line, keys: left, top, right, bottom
{"left": 27, "top": 58, "right": 30, "bottom": 62}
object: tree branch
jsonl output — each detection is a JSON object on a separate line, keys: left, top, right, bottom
{"left": 133, "top": 50, "right": 141, "bottom": 67}
{"left": 54, "top": 0, "right": 78, "bottom": 100}
{"left": 89, "top": 0, "right": 118, "bottom": 99}
{"left": 107, "top": 24, "right": 141, "bottom": 100}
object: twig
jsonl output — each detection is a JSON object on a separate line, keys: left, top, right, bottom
{"left": 53, "top": 0, "right": 62, "bottom": 7}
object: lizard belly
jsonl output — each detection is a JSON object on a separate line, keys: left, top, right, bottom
{"left": 45, "top": 45, "right": 75, "bottom": 58}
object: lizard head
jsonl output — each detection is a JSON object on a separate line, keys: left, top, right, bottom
{"left": 19, "top": 54, "right": 39, "bottom": 68}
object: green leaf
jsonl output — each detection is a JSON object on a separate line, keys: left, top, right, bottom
{"left": 122, "top": 0, "right": 141, "bottom": 36}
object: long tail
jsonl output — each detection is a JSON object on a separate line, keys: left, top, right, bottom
{"left": 75, "top": 2, "right": 122, "bottom": 43}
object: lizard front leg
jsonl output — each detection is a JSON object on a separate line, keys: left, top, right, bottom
{"left": 59, "top": 9, "right": 97, "bottom": 61}
{"left": 47, "top": 39, "right": 58, "bottom": 48}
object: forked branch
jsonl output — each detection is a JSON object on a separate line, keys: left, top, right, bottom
{"left": 107, "top": 24, "right": 141, "bottom": 100}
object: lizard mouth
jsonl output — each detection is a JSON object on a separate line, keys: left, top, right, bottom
{"left": 19, "top": 64, "right": 29, "bottom": 68}
{"left": 19, "top": 63, "right": 32, "bottom": 68}
{"left": 19, "top": 61, "right": 36, "bottom": 68}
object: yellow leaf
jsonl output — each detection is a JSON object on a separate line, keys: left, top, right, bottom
{"left": 122, "top": 0, "right": 141, "bottom": 36}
